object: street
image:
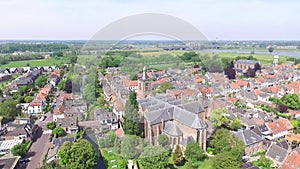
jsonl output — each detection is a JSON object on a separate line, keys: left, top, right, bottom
{"left": 25, "top": 112, "right": 53, "bottom": 169}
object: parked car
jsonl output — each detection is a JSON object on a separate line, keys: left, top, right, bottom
{"left": 48, "top": 136, "right": 52, "bottom": 142}
{"left": 20, "top": 158, "right": 30, "bottom": 164}
{"left": 39, "top": 116, "right": 46, "bottom": 121}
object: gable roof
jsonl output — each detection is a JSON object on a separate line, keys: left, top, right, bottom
{"left": 266, "top": 119, "right": 294, "bottom": 134}
{"left": 141, "top": 94, "right": 206, "bottom": 129}
{"left": 266, "top": 142, "right": 288, "bottom": 162}
{"left": 281, "top": 151, "right": 300, "bottom": 169}
{"left": 236, "top": 60, "right": 259, "bottom": 65}
{"left": 236, "top": 129, "right": 263, "bottom": 146}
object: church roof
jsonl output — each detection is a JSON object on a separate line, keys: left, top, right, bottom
{"left": 163, "top": 121, "right": 183, "bottom": 137}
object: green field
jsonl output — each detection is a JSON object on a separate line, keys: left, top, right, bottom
{"left": 0, "top": 58, "right": 70, "bottom": 68}
{"left": 138, "top": 50, "right": 293, "bottom": 66}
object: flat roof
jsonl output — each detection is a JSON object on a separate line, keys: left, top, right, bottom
{"left": 0, "top": 156, "right": 20, "bottom": 169}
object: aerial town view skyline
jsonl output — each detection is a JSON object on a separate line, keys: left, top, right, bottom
{"left": 0, "top": 1, "right": 300, "bottom": 169}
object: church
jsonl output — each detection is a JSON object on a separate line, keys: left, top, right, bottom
{"left": 136, "top": 67, "right": 208, "bottom": 150}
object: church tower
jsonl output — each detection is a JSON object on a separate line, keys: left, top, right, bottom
{"left": 137, "top": 66, "right": 152, "bottom": 99}
{"left": 273, "top": 55, "right": 279, "bottom": 66}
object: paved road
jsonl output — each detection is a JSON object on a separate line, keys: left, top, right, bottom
{"left": 25, "top": 112, "right": 53, "bottom": 169}
{"left": 25, "top": 128, "right": 50, "bottom": 169}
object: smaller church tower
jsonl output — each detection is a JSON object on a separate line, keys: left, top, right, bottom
{"left": 273, "top": 55, "right": 279, "bottom": 66}
{"left": 137, "top": 66, "right": 152, "bottom": 99}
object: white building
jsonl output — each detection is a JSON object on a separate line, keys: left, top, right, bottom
{"left": 0, "top": 138, "right": 23, "bottom": 155}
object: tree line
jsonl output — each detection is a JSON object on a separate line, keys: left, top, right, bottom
{"left": 0, "top": 43, "right": 69, "bottom": 53}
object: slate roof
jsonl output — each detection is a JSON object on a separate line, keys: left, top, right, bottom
{"left": 163, "top": 121, "right": 183, "bottom": 137}
{"left": 236, "top": 60, "right": 259, "bottom": 65}
{"left": 242, "top": 163, "right": 260, "bottom": 169}
{"left": 141, "top": 94, "right": 206, "bottom": 129}
{"left": 236, "top": 129, "right": 263, "bottom": 146}
{"left": 180, "top": 136, "right": 195, "bottom": 148}
{"left": 266, "top": 142, "right": 288, "bottom": 162}
{"left": 52, "top": 137, "right": 75, "bottom": 147}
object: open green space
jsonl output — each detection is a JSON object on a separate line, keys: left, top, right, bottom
{"left": 139, "top": 50, "right": 292, "bottom": 66}
{"left": 0, "top": 58, "right": 70, "bottom": 68}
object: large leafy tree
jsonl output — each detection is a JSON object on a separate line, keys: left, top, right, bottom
{"left": 173, "top": 145, "right": 184, "bottom": 166}
{"left": 210, "top": 128, "right": 244, "bottom": 154}
{"left": 0, "top": 98, "right": 21, "bottom": 122}
{"left": 210, "top": 128, "right": 245, "bottom": 169}
{"left": 120, "top": 135, "right": 142, "bottom": 159}
{"left": 253, "top": 155, "right": 273, "bottom": 169}
{"left": 35, "top": 75, "right": 48, "bottom": 88}
{"left": 153, "top": 82, "right": 174, "bottom": 94}
{"left": 281, "top": 94, "right": 300, "bottom": 110}
{"left": 58, "top": 139, "right": 97, "bottom": 169}
{"left": 47, "top": 122, "right": 56, "bottom": 130}
{"left": 212, "top": 151, "right": 241, "bottom": 169}
{"left": 11, "top": 143, "right": 27, "bottom": 158}
{"left": 229, "top": 119, "right": 243, "bottom": 131}
{"left": 139, "top": 145, "right": 169, "bottom": 169}
{"left": 98, "top": 131, "right": 117, "bottom": 148}
{"left": 185, "top": 142, "right": 207, "bottom": 167}
{"left": 124, "top": 91, "right": 141, "bottom": 136}
{"left": 158, "top": 134, "right": 169, "bottom": 147}
{"left": 52, "top": 127, "right": 65, "bottom": 137}
{"left": 209, "top": 108, "right": 230, "bottom": 127}
{"left": 39, "top": 162, "right": 64, "bottom": 169}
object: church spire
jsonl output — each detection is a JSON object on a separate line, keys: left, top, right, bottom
{"left": 142, "top": 66, "right": 148, "bottom": 80}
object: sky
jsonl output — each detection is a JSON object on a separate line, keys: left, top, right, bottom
{"left": 0, "top": 0, "right": 299, "bottom": 40}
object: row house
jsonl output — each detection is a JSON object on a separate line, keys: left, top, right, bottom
{"left": 27, "top": 87, "right": 52, "bottom": 114}
{"left": 265, "top": 118, "right": 294, "bottom": 140}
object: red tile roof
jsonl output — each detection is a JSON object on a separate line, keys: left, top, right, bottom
{"left": 267, "top": 119, "right": 294, "bottom": 134}
{"left": 281, "top": 151, "right": 300, "bottom": 169}
{"left": 61, "top": 93, "right": 73, "bottom": 101}
{"left": 115, "top": 99, "right": 125, "bottom": 111}
{"left": 124, "top": 80, "right": 138, "bottom": 87}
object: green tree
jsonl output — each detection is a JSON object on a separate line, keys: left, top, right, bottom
{"left": 11, "top": 143, "right": 27, "bottom": 158}
{"left": 212, "top": 151, "right": 241, "bottom": 169}
{"left": 52, "top": 127, "right": 65, "bottom": 137}
{"left": 229, "top": 119, "right": 243, "bottom": 130}
{"left": 47, "top": 122, "right": 56, "bottom": 130}
{"left": 210, "top": 128, "right": 244, "bottom": 154}
{"left": 139, "top": 145, "right": 169, "bottom": 169}
{"left": 113, "top": 136, "right": 120, "bottom": 154}
{"left": 156, "top": 82, "right": 174, "bottom": 93}
{"left": 209, "top": 108, "right": 230, "bottom": 127}
{"left": 281, "top": 94, "right": 300, "bottom": 110}
{"left": 120, "top": 135, "right": 141, "bottom": 159}
{"left": 124, "top": 91, "right": 141, "bottom": 136}
{"left": 99, "top": 131, "right": 117, "bottom": 148}
{"left": 58, "top": 139, "right": 97, "bottom": 169}
{"left": 0, "top": 99, "right": 21, "bottom": 122}
{"left": 39, "top": 162, "right": 64, "bottom": 169}
{"left": 268, "top": 46, "right": 274, "bottom": 54}
{"left": 58, "top": 80, "right": 66, "bottom": 91}
{"left": 253, "top": 155, "right": 273, "bottom": 169}
{"left": 35, "top": 75, "right": 48, "bottom": 88}
{"left": 24, "top": 96, "right": 33, "bottom": 103}
{"left": 173, "top": 145, "right": 184, "bottom": 166}
{"left": 158, "top": 134, "right": 169, "bottom": 147}
{"left": 185, "top": 142, "right": 207, "bottom": 167}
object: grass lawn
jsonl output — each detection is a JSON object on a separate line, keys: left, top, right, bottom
{"left": 168, "top": 156, "right": 213, "bottom": 169}
{"left": 0, "top": 58, "right": 70, "bottom": 68}
{"left": 100, "top": 148, "right": 128, "bottom": 169}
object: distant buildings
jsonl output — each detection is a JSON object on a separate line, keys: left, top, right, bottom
{"left": 235, "top": 60, "right": 260, "bottom": 73}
